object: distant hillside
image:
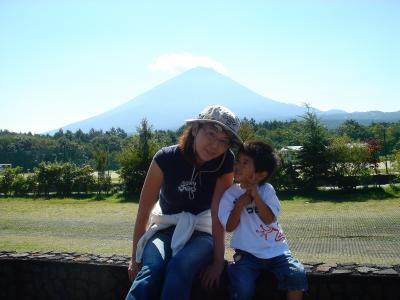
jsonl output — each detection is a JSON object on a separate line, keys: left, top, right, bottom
{"left": 319, "top": 111, "right": 400, "bottom": 128}
{"left": 50, "top": 67, "right": 400, "bottom": 133}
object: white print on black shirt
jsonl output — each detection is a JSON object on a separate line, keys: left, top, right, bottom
{"left": 178, "top": 181, "right": 197, "bottom": 200}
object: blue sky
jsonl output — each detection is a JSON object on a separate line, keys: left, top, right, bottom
{"left": 1, "top": 0, "right": 399, "bottom": 133}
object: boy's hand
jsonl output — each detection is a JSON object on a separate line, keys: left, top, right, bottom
{"left": 239, "top": 174, "right": 258, "bottom": 198}
{"left": 236, "top": 190, "right": 252, "bottom": 207}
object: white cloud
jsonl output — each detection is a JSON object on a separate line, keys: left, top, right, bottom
{"left": 149, "top": 52, "right": 229, "bottom": 76}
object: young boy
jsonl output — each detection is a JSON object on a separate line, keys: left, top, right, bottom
{"left": 218, "top": 140, "right": 307, "bottom": 300}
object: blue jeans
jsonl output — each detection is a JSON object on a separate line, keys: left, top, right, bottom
{"left": 228, "top": 250, "right": 308, "bottom": 300}
{"left": 125, "top": 226, "right": 214, "bottom": 300}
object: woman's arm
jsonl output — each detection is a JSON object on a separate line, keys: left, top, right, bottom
{"left": 202, "top": 171, "right": 233, "bottom": 288}
{"left": 127, "top": 159, "right": 164, "bottom": 281}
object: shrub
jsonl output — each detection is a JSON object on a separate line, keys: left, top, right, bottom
{"left": 0, "top": 166, "right": 22, "bottom": 196}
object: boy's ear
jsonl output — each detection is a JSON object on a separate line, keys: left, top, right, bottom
{"left": 255, "top": 171, "right": 268, "bottom": 183}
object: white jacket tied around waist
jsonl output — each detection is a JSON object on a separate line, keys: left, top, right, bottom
{"left": 135, "top": 202, "right": 212, "bottom": 263}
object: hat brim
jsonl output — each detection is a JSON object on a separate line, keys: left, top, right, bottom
{"left": 185, "top": 118, "right": 243, "bottom": 146}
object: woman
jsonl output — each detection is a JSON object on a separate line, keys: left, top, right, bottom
{"left": 125, "top": 105, "right": 242, "bottom": 300}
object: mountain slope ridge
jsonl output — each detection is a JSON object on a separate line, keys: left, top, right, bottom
{"left": 49, "top": 67, "right": 399, "bottom": 133}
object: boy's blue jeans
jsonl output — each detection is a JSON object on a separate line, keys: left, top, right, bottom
{"left": 125, "top": 226, "right": 213, "bottom": 300}
{"left": 228, "top": 250, "right": 308, "bottom": 300}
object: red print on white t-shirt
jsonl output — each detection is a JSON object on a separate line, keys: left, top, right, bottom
{"left": 256, "top": 224, "right": 286, "bottom": 242}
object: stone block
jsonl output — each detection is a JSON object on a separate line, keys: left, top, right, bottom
{"left": 1, "top": 251, "right": 400, "bottom": 300}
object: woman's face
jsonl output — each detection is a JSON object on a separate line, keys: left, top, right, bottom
{"left": 193, "top": 123, "right": 231, "bottom": 165}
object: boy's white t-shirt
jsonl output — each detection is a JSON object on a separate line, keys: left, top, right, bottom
{"left": 218, "top": 183, "right": 289, "bottom": 259}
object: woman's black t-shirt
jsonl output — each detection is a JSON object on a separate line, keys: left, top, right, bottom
{"left": 154, "top": 144, "right": 234, "bottom": 215}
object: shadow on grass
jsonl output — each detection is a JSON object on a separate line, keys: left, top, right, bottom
{"left": 76, "top": 192, "right": 140, "bottom": 203}
{"left": 113, "top": 193, "right": 140, "bottom": 203}
{"left": 277, "top": 185, "right": 400, "bottom": 203}
{"left": 0, "top": 192, "right": 140, "bottom": 203}
{"left": 72, "top": 192, "right": 140, "bottom": 203}
{"left": 2, "top": 186, "right": 399, "bottom": 204}
{"left": 0, "top": 193, "right": 96, "bottom": 201}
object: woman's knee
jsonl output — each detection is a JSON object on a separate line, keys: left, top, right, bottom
{"left": 126, "top": 264, "right": 166, "bottom": 300}
{"left": 165, "top": 256, "right": 198, "bottom": 278}
{"left": 166, "top": 236, "right": 213, "bottom": 277}
{"left": 131, "top": 264, "right": 164, "bottom": 290}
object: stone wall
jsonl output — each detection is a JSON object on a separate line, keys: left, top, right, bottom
{"left": 0, "top": 251, "right": 399, "bottom": 300}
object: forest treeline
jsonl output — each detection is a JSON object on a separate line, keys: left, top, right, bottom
{"left": 1, "top": 108, "right": 400, "bottom": 196}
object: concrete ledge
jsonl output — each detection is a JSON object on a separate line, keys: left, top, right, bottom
{"left": 1, "top": 251, "right": 399, "bottom": 300}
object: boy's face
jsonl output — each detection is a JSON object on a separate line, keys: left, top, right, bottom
{"left": 234, "top": 153, "right": 268, "bottom": 184}
{"left": 234, "top": 153, "right": 256, "bottom": 183}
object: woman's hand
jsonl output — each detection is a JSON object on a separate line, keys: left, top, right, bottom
{"left": 127, "top": 259, "right": 142, "bottom": 282}
{"left": 200, "top": 260, "right": 224, "bottom": 289}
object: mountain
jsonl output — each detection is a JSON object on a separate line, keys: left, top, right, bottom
{"left": 50, "top": 68, "right": 307, "bottom": 133}
{"left": 319, "top": 109, "right": 347, "bottom": 115}
{"left": 51, "top": 67, "right": 399, "bottom": 133}
{"left": 319, "top": 111, "right": 400, "bottom": 128}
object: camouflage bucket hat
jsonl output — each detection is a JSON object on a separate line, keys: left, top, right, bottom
{"left": 186, "top": 105, "right": 242, "bottom": 145}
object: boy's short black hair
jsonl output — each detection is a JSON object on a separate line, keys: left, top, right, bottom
{"left": 238, "top": 140, "right": 280, "bottom": 184}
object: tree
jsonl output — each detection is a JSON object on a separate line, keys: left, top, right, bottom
{"left": 392, "top": 150, "right": 400, "bottom": 182}
{"left": 92, "top": 149, "right": 108, "bottom": 195}
{"left": 366, "top": 139, "right": 382, "bottom": 175}
{"left": 152, "top": 130, "right": 177, "bottom": 148}
{"left": 91, "top": 135, "right": 122, "bottom": 170}
{"left": 118, "top": 119, "right": 157, "bottom": 195}
{"left": 0, "top": 166, "right": 22, "bottom": 196}
{"left": 328, "top": 136, "right": 371, "bottom": 189}
{"left": 11, "top": 172, "right": 32, "bottom": 196}
{"left": 297, "top": 106, "right": 330, "bottom": 189}
{"left": 271, "top": 153, "right": 301, "bottom": 191}
{"left": 58, "top": 163, "right": 76, "bottom": 196}
{"left": 33, "top": 162, "right": 99, "bottom": 196}
{"left": 256, "top": 120, "right": 303, "bottom": 149}
{"left": 72, "top": 165, "right": 95, "bottom": 195}
{"left": 34, "top": 162, "right": 76, "bottom": 197}
{"left": 238, "top": 119, "right": 256, "bottom": 142}
{"left": 137, "top": 119, "right": 153, "bottom": 170}
{"left": 337, "top": 119, "right": 368, "bottom": 141}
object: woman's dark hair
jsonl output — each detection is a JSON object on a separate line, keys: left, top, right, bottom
{"left": 238, "top": 140, "right": 281, "bottom": 184}
{"left": 179, "top": 124, "right": 197, "bottom": 164}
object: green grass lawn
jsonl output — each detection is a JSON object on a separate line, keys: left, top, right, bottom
{"left": 1, "top": 187, "right": 399, "bottom": 265}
